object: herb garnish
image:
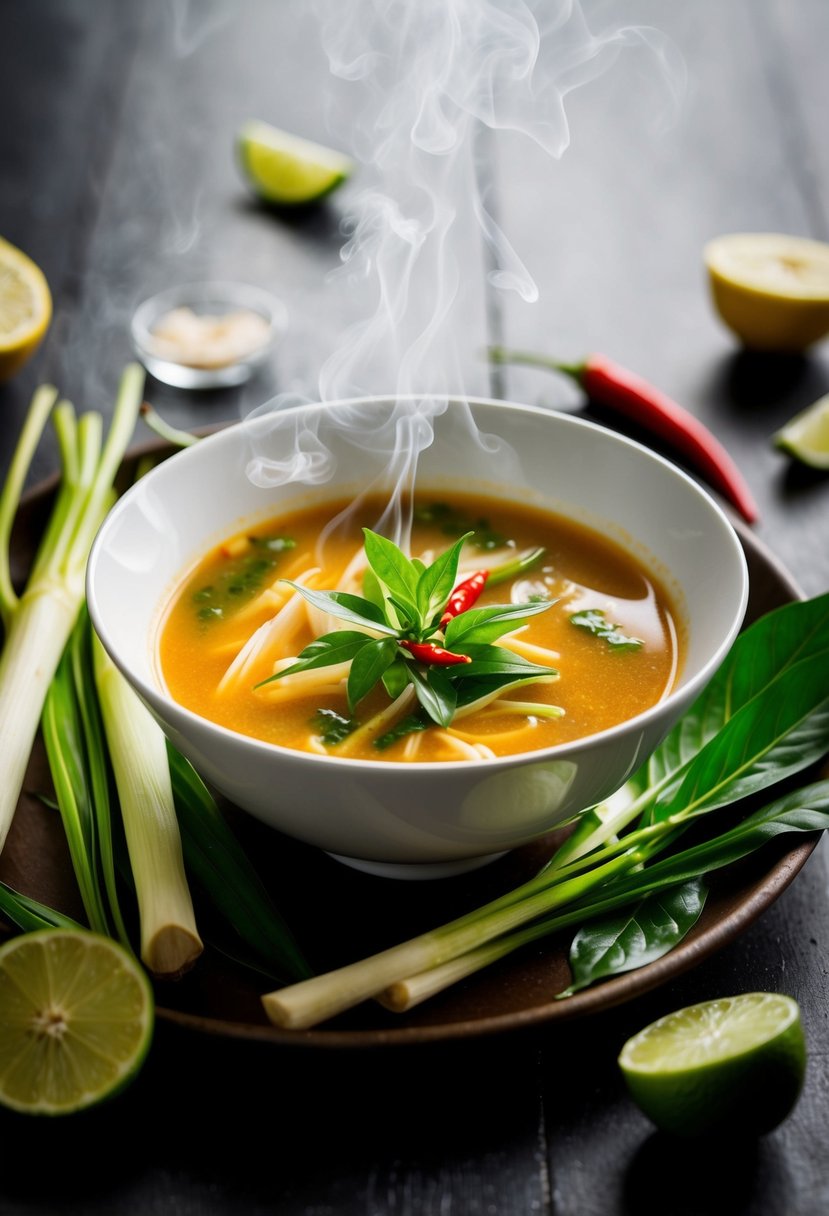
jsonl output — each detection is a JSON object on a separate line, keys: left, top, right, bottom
{"left": 193, "top": 535, "right": 296, "bottom": 623}
{"left": 311, "top": 708, "right": 358, "bottom": 746}
{"left": 570, "top": 608, "right": 643, "bottom": 651}
{"left": 413, "top": 502, "right": 507, "bottom": 550}
{"left": 258, "top": 528, "right": 558, "bottom": 729}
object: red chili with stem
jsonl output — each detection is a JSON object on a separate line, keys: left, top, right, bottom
{"left": 489, "top": 347, "right": 759, "bottom": 524}
{"left": 439, "top": 570, "right": 489, "bottom": 629}
{"left": 400, "top": 640, "right": 472, "bottom": 666}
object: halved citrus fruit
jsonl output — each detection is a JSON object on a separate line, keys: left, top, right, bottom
{"left": 704, "top": 232, "right": 829, "bottom": 351}
{"left": 618, "top": 992, "right": 806, "bottom": 1138}
{"left": 0, "top": 237, "right": 52, "bottom": 382}
{"left": 236, "top": 120, "right": 353, "bottom": 206}
{"left": 0, "top": 929, "right": 154, "bottom": 1116}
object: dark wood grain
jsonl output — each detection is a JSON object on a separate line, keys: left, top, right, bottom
{"left": 1, "top": 1, "right": 828, "bottom": 1213}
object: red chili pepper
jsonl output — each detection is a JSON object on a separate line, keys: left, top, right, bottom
{"left": 489, "top": 347, "right": 759, "bottom": 524}
{"left": 400, "top": 640, "right": 472, "bottom": 666}
{"left": 439, "top": 570, "right": 489, "bottom": 628}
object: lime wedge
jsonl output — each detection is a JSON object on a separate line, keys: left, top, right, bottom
{"left": 618, "top": 992, "right": 806, "bottom": 1138}
{"left": 236, "top": 120, "right": 353, "bottom": 206}
{"left": 704, "top": 232, "right": 829, "bottom": 351}
{"left": 0, "top": 929, "right": 154, "bottom": 1116}
{"left": 774, "top": 392, "right": 829, "bottom": 469}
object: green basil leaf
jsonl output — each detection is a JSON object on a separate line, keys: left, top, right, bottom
{"left": 283, "top": 581, "right": 396, "bottom": 635}
{"left": 363, "top": 529, "right": 420, "bottom": 613}
{"left": 559, "top": 877, "right": 707, "bottom": 997}
{"left": 454, "top": 672, "right": 559, "bottom": 711}
{"left": 374, "top": 710, "right": 431, "bottom": 751}
{"left": 256, "top": 631, "right": 373, "bottom": 686}
{"left": 415, "top": 533, "right": 471, "bottom": 624}
{"left": 407, "top": 665, "right": 457, "bottom": 728}
{"left": 362, "top": 567, "right": 386, "bottom": 613}
{"left": 311, "top": 708, "right": 359, "bottom": 746}
{"left": 444, "top": 599, "right": 553, "bottom": 648}
{"left": 347, "top": 636, "right": 400, "bottom": 711}
{"left": 570, "top": 608, "right": 643, "bottom": 651}
{"left": 458, "top": 644, "right": 556, "bottom": 679}
{"left": 382, "top": 658, "right": 410, "bottom": 700}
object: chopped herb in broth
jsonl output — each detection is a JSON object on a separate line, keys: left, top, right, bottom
{"left": 311, "top": 708, "right": 358, "bottom": 746}
{"left": 413, "top": 501, "right": 507, "bottom": 550}
{"left": 374, "top": 711, "right": 431, "bottom": 751}
{"left": 570, "top": 608, "right": 644, "bottom": 652}
{"left": 192, "top": 535, "right": 296, "bottom": 623}
{"left": 159, "top": 493, "right": 683, "bottom": 762}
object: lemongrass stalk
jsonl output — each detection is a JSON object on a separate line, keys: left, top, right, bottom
{"left": 261, "top": 849, "right": 638, "bottom": 1029}
{"left": 93, "top": 633, "right": 202, "bottom": 977}
{"left": 0, "top": 365, "right": 144, "bottom": 855}
{"left": 139, "top": 401, "right": 199, "bottom": 447}
{"left": 0, "top": 384, "right": 58, "bottom": 624}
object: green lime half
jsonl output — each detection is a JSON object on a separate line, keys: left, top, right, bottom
{"left": 236, "top": 120, "right": 353, "bottom": 206}
{"left": 0, "top": 929, "right": 154, "bottom": 1116}
{"left": 618, "top": 992, "right": 806, "bottom": 1138}
{"left": 774, "top": 392, "right": 829, "bottom": 469}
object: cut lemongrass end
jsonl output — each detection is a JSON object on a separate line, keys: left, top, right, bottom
{"left": 93, "top": 633, "right": 203, "bottom": 978}
{"left": 140, "top": 401, "right": 200, "bottom": 448}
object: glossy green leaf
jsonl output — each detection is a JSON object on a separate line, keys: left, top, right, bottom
{"left": 257, "top": 630, "right": 374, "bottom": 686}
{"left": 651, "top": 653, "right": 829, "bottom": 822}
{"left": 642, "top": 591, "right": 829, "bottom": 796}
{"left": 362, "top": 528, "right": 420, "bottom": 615}
{"left": 444, "top": 599, "right": 552, "bottom": 648}
{"left": 570, "top": 608, "right": 643, "bottom": 651}
{"left": 560, "top": 877, "right": 707, "bottom": 996}
{"left": 282, "top": 582, "right": 395, "bottom": 634}
{"left": 457, "top": 643, "right": 556, "bottom": 680}
{"left": 347, "top": 636, "right": 399, "bottom": 711}
{"left": 415, "top": 533, "right": 470, "bottom": 625}
{"left": 407, "top": 665, "right": 457, "bottom": 727}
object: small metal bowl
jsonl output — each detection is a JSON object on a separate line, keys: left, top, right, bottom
{"left": 131, "top": 281, "right": 287, "bottom": 389}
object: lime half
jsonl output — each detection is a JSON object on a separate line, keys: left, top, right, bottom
{"left": 705, "top": 232, "right": 829, "bottom": 351}
{"left": 618, "top": 992, "right": 806, "bottom": 1138}
{"left": 236, "top": 120, "right": 353, "bottom": 206}
{"left": 0, "top": 929, "right": 154, "bottom": 1116}
{"left": 774, "top": 392, "right": 829, "bottom": 469}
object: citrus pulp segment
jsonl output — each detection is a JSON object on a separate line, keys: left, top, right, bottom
{"left": 0, "top": 237, "right": 52, "bottom": 381}
{"left": 774, "top": 392, "right": 829, "bottom": 469}
{"left": 0, "top": 929, "right": 154, "bottom": 1115}
{"left": 704, "top": 232, "right": 829, "bottom": 351}
{"left": 236, "top": 120, "right": 353, "bottom": 206}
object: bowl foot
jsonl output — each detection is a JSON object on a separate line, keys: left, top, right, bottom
{"left": 325, "top": 850, "right": 507, "bottom": 880}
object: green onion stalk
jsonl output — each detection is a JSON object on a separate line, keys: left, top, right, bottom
{"left": 0, "top": 366, "right": 144, "bottom": 855}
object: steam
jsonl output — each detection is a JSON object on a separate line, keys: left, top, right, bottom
{"left": 247, "top": 0, "right": 684, "bottom": 549}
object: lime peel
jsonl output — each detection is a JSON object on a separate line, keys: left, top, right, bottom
{"left": 618, "top": 992, "right": 806, "bottom": 1138}
{"left": 0, "top": 929, "right": 154, "bottom": 1116}
{"left": 236, "top": 120, "right": 353, "bottom": 206}
{"left": 774, "top": 392, "right": 829, "bottom": 469}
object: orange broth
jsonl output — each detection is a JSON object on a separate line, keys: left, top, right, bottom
{"left": 158, "top": 494, "right": 684, "bottom": 762}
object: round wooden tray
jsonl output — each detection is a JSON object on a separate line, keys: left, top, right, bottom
{"left": 2, "top": 464, "right": 818, "bottom": 1048}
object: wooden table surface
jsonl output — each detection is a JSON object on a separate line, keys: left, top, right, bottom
{"left": 1, "top": 2, "right": 828, "bottom": 1213}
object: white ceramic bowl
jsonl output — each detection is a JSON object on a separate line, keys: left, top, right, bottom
{"left": 87, "top": 396, "right": 749, "bottom": 878}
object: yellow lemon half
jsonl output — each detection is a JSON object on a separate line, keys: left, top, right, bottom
{"left": 0, "top": 237, "right": 52, "bottom": 382}
{"left": 704, "top": 232, "right": 829, "bottom": 352}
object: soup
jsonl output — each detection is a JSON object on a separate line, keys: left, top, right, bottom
{"left": 158, "top": 493, "right": 684, "bottom": 762}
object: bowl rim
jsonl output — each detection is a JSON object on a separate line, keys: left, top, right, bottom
{"left": 87, "top": 394, "right": 750, "bottom": 774}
